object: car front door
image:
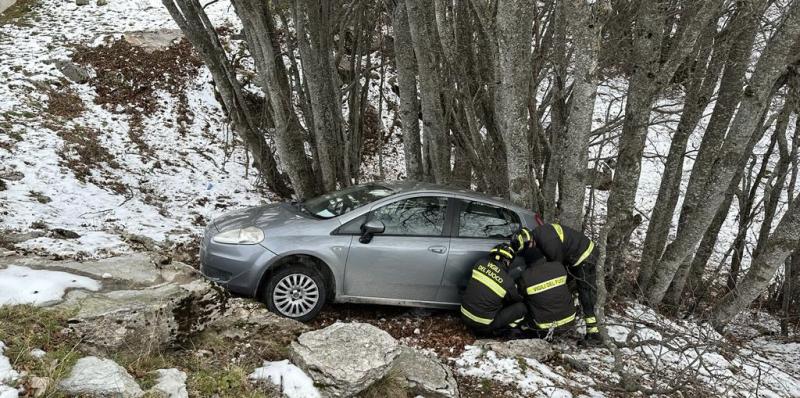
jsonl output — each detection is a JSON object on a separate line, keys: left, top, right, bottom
{"left": 342, "top": 196, "right": 452, "bottom": 302}
{"left": 436, "top": 199, "right": 522, "bottom": 304}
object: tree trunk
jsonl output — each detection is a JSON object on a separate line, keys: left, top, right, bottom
{"left": 711, "top": 196, "right": 800, "bottom": 330}
{"left": 495, "top": 0, "right": 535, "bottom": 207}
{"left": 405, "top": 0, "right": 451, "bottom": 184}
{"left": 231, "top": 0, "right": 319, "bottom": 199}
{"left": 606, "top": 0, "right": 721, "bottom": 278}
{"left": 646, "top": 3, "right": 800, "bottom": 305}
{"left": 558, "top": 0, "right": 601, "bottom": 230}
{"left": 161, "top": 0, "right": 291, "bottom": 198}
{"left": 391, "top": 1, "right": 424, "bottom": 181}
{"left": 666, "top": 101, "right": 779, "bottom": 305}
{"left": 295, "top": 0, "right": 346, "bottom": 191}
{"left": 637, "top": 25, "right": 724, "bottom": 290}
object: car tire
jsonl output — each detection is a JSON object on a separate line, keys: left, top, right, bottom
{"left": 263, "top": 265, "right": 327, "bottom": 322}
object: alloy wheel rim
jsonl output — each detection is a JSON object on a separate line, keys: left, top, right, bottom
{"left": 273, "top": 273, "right": 319, "bottom": 318}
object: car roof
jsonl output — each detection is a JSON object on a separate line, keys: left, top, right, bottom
{"left": 375, "top": 180, "right": 536, "bottom": 214}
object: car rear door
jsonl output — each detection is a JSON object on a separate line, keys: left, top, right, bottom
{"left": 342, "top": 195, "right": 453, "bottom": 302}
{"left": 435, "top": 199, "right": 522, "bottom": 303}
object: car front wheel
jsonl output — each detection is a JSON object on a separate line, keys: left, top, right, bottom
{"left": 264, "top": 265, "right": 326, "bottom": 322}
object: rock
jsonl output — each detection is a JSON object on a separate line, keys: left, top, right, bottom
{"left": 2, "top": 253, "right": 163, "bottom": 287}
{"left": 55, "top": 60, "right": 91, "bottom": 84}
{"left": 65, "top": 279, "right": 227, "bottom": 353}
{"left": 58, "top": 356, "right": 143, "bottom": 397}
{"left": 30, "top": 348, "right": 46, "bottom": 359}
{"left": 158, "top": 261, "right": 200, "bottom": 284}
{"left": 122, "top": 30, "right": 183, "bottom": 53}
{"left": 75, "top": 0, "right": 89, "bottom": 5}
{"left": 204, "top": 298, "right": 307, "bottom": 342}
{"left": 474, "top": 338, "right": 554, "bottom": 362}
{"left": 0, "top": 0, "right": 18, "bottom": 15}
{"left": 0, "top": 170, "right": 23, "bottom": 181}
{"left": 148, "top": 368, "right": 187, "bottom": 398}
{"left": 390, "top": 346, "right": 459, "bottom": 398}
{"left": 0, "top": 179, "right": 5, "bottom": 191}
{"left": 0, "top": 230, "right": 45, "bottom": 244}
{"left": 29, "top": 376, "right": 51, "bottom": 397}
{"left": 97, "top": 0, "right": 107, "bottom": 5}
{"left": 50, "top": 228, "right": 80, "bottom": 239}
{"left": 289, "top": 322, "right": 400, "bottom": 398}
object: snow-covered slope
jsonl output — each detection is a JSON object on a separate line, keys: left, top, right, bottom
{"left": 0, "top": 0, "right": 269, "bottom": 257}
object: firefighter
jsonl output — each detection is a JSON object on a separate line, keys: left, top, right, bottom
{"left": 511, "top": 226, "right": 600, "bottom": 343}
{"left": 460, "top": 243, "right": 528, "bottom": 336}
{"left": 517, "top": 257, "right": 576, "bottom": 339}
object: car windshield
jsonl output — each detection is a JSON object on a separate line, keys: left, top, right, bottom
{"left": 301, "top": 184, "right": 395, "bottom": 219}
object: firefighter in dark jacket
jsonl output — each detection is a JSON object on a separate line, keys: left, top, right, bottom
{"left": 511, "top": 226, "right": 600, "bottom": 342}
{"left": 517, "top": 257, "right": 576, "bottom": 338}
{"left": 460, "top": 243, "right": 527, "bottom": 336}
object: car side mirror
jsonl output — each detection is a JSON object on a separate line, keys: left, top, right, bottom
{"left": 359, "top": 220, "right": 385, "bottom": 244}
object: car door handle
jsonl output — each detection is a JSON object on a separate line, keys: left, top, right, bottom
{"left": 428, "top": 246, "right": 447, "bottom": 254}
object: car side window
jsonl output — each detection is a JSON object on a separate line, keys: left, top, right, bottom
{"left": 458, "top": 200, "right": 520, "bottom": 239}
{"left": 371, "top": 196, "right": 448, "bottom": 236}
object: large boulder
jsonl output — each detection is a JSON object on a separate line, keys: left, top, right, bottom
{"left": 289, "top": 322, "right": 400, "bottom": 397}
{"left": 390, "top": 346, "right": 459, "bottom": 398}
{"left": 474, "top": 338, "right": 554, "bottom": 362}
{"left": 1, "top": 253, "right": 164, "bottom": 288}
{"left": 58, "top": 356, "right": 143, "bottom": 397}
{"left": 65, "top": 279, "right": 228, "bottom": 353}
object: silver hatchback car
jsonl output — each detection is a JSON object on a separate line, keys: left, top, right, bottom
{"left": 200, "top": 181, "right": 537, "bottom": 321}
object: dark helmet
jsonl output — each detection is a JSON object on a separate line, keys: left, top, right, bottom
{"left": 510, "top": 227, "right": 533, "bottom": 253}
{"left": 489, "top": 243, "right": 515, "bottom": 263}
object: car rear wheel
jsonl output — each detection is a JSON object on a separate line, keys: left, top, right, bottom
{"left": 264, "top": 265, "right": 326, "bottom": 322}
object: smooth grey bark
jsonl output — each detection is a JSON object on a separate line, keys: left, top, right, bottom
{"left": 647, "top": 3, "right": 800, "bottom": 305}
{"left": 606, "top": 0, "right": 723, "bottom": 277}
{"left": 660, "top": 0, "right": 770, "bottom": 290}
{"left": 495, "top": 0, "right": 535, "bottom": 207}
{"left": 557, "top": 0, "right": 602, "bottom": 230}
{"left": 231, "top": 0, "right": 319, "bottom": 199}
{"left": 391, "top": 1, "right": 424, "bottom": 181}
{"left": 711, "top": 196, "right": 800, "bottom": 330}
{"left": 294, "top": 0, "right": 346, "bottom": 191}
{"left": 405, "top": 0, "right": 451, "bottom": 184}
{"left": 668, "top": 101, "right": 779, "bottom": 304}
{"left": 161, "top": 0, "right": 291, "bottom": 197}
{"left": 637, "top": 25, "right": 725, "bottom": 290}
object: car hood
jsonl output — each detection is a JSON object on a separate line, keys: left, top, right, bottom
{"left": 212, "top": 203, "right": 310, "bottom": 232}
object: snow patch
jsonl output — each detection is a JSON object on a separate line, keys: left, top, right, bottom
{"left": 0, "top": 265, "right": 101, "bottom": 306}
{"left": 249, "top": 360, "right": 320, "bottom": 398}
{"left": 0, "top": 342, "right": 20, "bottom": 397}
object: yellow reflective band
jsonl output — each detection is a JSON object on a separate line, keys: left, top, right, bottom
{"left": 536, "top": 313, "right": 576, "bottom": 329}
{"left": 461, "top": 306, "right": 492, "bottom": 325}
{"left": 517, "top": 235, "right": 524, "bottom": 249}
{"left": 491, "top": 248, "right": 514, "bottom": 259}
{"left": 523, "top": 228, "right": 531, "bottom": 241}
{"left": 526, "top": 275, "right": 567, "bottom": 295}
{"left": 552, "top": 224, "right": 565, "bottom": 243}
{"left": 585, "top": 316, "right": 597, "bottom": 324}
{"left": 472, "top": 270, "right": 507, "bottom": 298}
{"left": 587, "top": 326, "right": 599, "bottom": 334}
{"left": 574, "top": 240, "right": 595, "bottom": 267}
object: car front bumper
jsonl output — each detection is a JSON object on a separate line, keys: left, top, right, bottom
{"left": 200, "top": 224, "right": 277, "bottom": 297}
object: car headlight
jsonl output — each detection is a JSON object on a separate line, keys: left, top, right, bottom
{"left": 212, "top": 226, "right": 265, "bottom": 245}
